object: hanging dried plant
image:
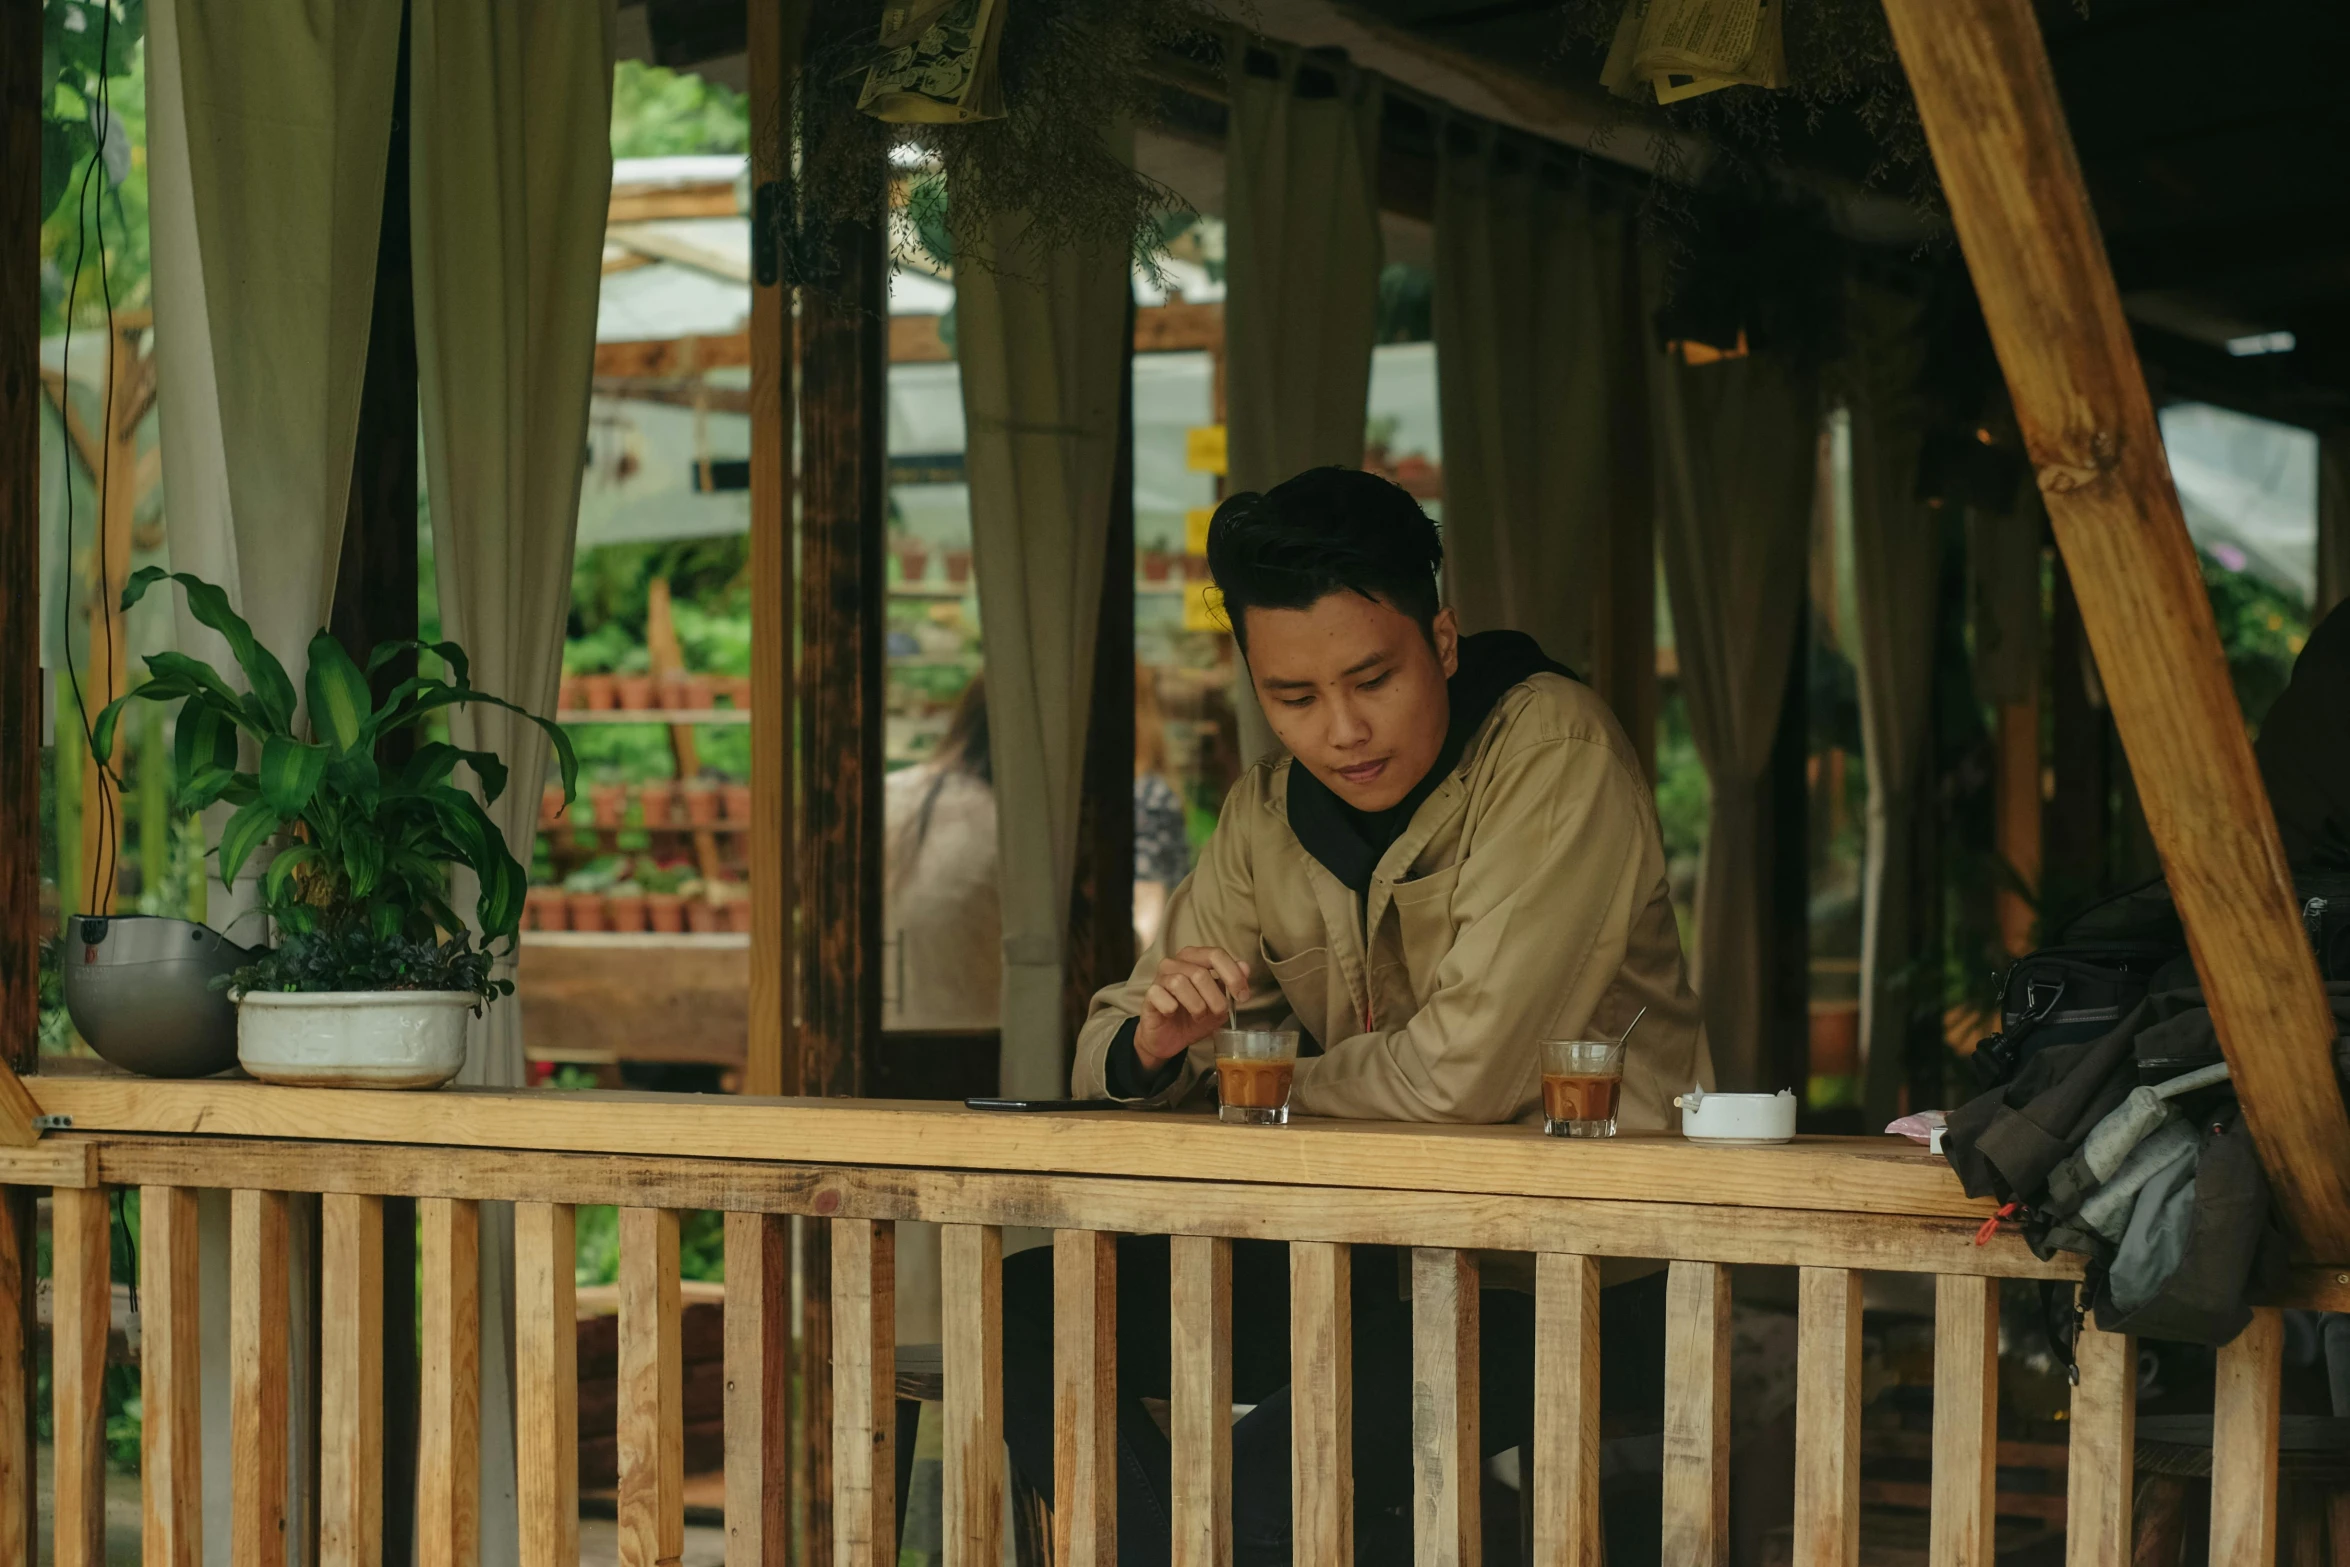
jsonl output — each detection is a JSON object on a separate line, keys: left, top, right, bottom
{"left": 788, "top": 0, "right": 1227, "bottom": 290}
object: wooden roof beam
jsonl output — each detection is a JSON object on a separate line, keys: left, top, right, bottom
{"left": 1882, "top": 0, "right": 2350, "bottom": 1258}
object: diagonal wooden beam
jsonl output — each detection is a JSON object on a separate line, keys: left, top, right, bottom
{"left": 1881, "top": 0, "right": 2350, "bottom": 1258}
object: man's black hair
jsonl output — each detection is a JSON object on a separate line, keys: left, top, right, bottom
{"left": 1205, "top": 466, "right": 1444, "bottom": 653}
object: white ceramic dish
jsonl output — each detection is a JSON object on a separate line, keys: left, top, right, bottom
{"left": 237, "top": 990, "right": 475, "bottom": 1089}
{"left": 1674, "top": 1086, "right": 1798, "bottom": 1145}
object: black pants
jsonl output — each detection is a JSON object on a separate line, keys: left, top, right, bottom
{"left": 1000, "top": 1237, "right": 1667, "bottom": 1567}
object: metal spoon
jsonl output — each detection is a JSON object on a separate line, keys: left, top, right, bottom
{"left": 1619, "top": 1005, "right": 1649, "bottom": 1047}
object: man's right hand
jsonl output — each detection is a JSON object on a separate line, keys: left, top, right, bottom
{"left": 1135, "top": 946, "right": 1252, "bottom": 1070}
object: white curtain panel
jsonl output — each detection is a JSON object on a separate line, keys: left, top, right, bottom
{"left": 1435, "top": 130, "right": 1625, "bottom": 672}
{"left": 955, "top": 173, "right": 1133, "bottom": 1096}
{"left": 148, "top": 3, "right": 401, "bottom": 1558}
{"left": 412, "top": 0, "right": 615, "bottom": 1558}
{"left": 2322, "top": 428, "right": 2349, "bottom": 622}
{"left": 1653, "top": 347, "right": 1818, "bottom": 1092}
{"left": 1842, "top": 286, "right": 1944, "bottom": 1125}
{"left": 1221, "top": 41, "right": 1382, "bottom": 766}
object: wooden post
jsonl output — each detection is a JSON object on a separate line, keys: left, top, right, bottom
{"left": 795, "top": 221, "right": 886, "bottom": 1099}
{"left": 0, "top": 1187, "right": 34, "bottom": 1564}
{"left": 143, "top": 1185, "right": 205, "bottom": 1567}
{"left": 53, "top": 1186, "right": 109, "bottom": 1567}
{"left": 2, "top": 0, "right": 44, "bottom": 1085}
{"left": 1055, "top": 1229, "right": 1119, "bottom": 1567}
{"left": 514, "top": 1203, "right": 579, "bottom": 1567}
{"left": 743, "top": 0, "right": 807, "bottom": 1100}
{"left": 1881, "top": 0, "right": 2350, "bottom": 1257}
{"left": 232, "top": 1190, "right": 295, "bottom": 1567}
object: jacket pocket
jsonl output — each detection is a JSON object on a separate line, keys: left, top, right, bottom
{"left": 1389, "top": 863, "right": 1463, "bottom": 1008}
{"left": 1260, "top": 939, "right": 1332, "bottom": 1045}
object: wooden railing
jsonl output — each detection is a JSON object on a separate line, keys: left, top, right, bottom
{"left": 2, "top": 1080, "right": 2342, "bottom": 1566}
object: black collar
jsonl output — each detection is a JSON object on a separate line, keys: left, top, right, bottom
{"left": 1285, "top": 630, "right": 1576, "bottom": 895}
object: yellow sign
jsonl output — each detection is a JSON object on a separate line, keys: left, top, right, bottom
{"left": 1185, "top": 425, "right": 1227, "bottom": 476}
{"left": 1182, "top": 581, "right": 1227, "bottom": 633}
{"left": 1184, "top": 507, "right": 1214, "bottom": 555}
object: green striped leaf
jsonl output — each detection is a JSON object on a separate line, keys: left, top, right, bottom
{"left": 304, "top": 632, "right": 371, "bottom": 755}
{"left": 258, "top": 736, "right": 330, "bottom": 816}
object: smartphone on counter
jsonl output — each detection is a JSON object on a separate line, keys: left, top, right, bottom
{"left": 964, "top": 1097, "right": 1119, "bottom": 1112}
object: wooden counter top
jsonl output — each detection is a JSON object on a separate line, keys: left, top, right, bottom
{"left": 24, "top": 1077, "right": 1986, "bottom": 1221}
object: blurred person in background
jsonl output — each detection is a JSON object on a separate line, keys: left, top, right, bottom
{"left": 1133, "top": 664, "right": 1191, "bottom": 948}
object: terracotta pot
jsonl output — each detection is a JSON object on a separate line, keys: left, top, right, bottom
{"left": 722, "top": 783, "right": 754, "bottom": 823}
{"left": 580, "top": 674, "right": 619, "bottom": 711}
{"left": 684, "top": 898, "right": 724, "bottom": 934}
{"left": 636, "top": 780, "right": 677, "bottom": 827}
{"left": 1141, "top": 551, "right": 1174, "bottom": 583}
{"left": 722, "top": 898, "right": 753, "bottom": 935}
{"left": 662, "top": 676, "right": 714, "bottom": 718}
{"left": 525, "top": 886, "right": 566, "bottom": 932}
{"left": 566, "top": 893, "right": 608, "bottom": 934}
{"left": 617, "top": 674, "right": 658, "bottom": 711}
{"left": 557, "top": 675, "right": 582, "bottom": 712}
{"left": 1183, "top": 553, "right": 1214, "bottom": 582}
{"left": 944, "top": 548, "right": 973, "bottom": 585}
{"left": 681, "top": 783, "right": 721, "bottom": 827}
{"left": 1808, "top": 1003, "right": 1861, "bottom": 1080}
{"left": 646, "top": 893, "right": 686, "bottom": 934}
{"left": 589, "top": 783, "right": 629, "bottom": 829}
{"left": 539, "top": 784, "right": 566, "bottom": 827}
{"left": 895, "top": 544, "right": 930, "bottom": 584}
{"left": 604, "top": 892, "right": 648, "bottom": 934}
{"left": 723, "top": 674, "right": 753, "bottom": 708}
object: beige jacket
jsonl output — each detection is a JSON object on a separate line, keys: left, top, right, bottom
{"left": 1073, "top": 673, "right": 1711, "bottom": 1128}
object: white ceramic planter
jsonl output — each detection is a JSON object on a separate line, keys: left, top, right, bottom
{"left": 236, "top": 990, "right": 475, "bottom": 1090}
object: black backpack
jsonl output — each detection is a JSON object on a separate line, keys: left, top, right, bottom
{"left": 1974, "top": 872, "right": 2350, "bottom": 1088}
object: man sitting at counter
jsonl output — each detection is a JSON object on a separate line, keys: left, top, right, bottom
{"left": 999, "top": 466, "right": 1710, "bottom": 1565}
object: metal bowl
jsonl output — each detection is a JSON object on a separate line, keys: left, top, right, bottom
{"left": 60, "top": 915, "right": 251, "bottom": 1078}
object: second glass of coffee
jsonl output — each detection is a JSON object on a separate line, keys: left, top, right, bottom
{"left": 1216, "top": 1028, "right": 1299, "bottom": 1126}
{"left": 1541, "top": 1038, "right": 1626, "bottom": 1138}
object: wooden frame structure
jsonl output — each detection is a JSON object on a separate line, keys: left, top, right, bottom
{"left": 6, "top": 0, "right": 2350, "bottom": 1562}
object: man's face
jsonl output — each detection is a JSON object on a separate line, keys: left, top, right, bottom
{"left": 1241, "top": 592, "right": 1459, "bottom": 811}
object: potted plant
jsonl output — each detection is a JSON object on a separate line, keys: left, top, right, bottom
{"left": 92, "top": 569, "right": 577, "bottom": 1089}
{"left": 1141, "top": 536, "right": 1175, "bottom": 583}
{"left": 640, "top": 860, "right": 688, "bottom": 933}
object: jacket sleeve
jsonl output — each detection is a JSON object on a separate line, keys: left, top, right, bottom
{"left": 1287, "top": 735, "right": 1659, "bottom": 1123}
{"left": 1070, "top": 771, "right": 1270, "bottom": 1105}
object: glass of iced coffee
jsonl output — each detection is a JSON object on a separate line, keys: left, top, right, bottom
{"left": 1215, "top": 1028, "right": 1299, "bottom": 1126}
{"left": 1541, "top": 1039, "right": 1626, "bottom": 1138}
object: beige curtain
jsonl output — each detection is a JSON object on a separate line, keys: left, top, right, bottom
{"left": 1220, "top": 41, "right": 1382, "bottom": 765}
{"left": 1842, "top": 286, "right": 1943, "bottom": 1126}
{"left": 147, "top": 3, "right": 401, "bottom": 1559}
{"left": 955, "top": 157, "right": 1134, "bottom": 1098}
{"left": 1436, "top": 131, "right": 1626, "bottom": 671}
{"left": 1653, "top": 347, "right": 1817, "bottom": 1091}
{"left": 413, "top": 0, "right": 615, "bottom": 1557}
{"left": 2322, "top": 428, "right": 2349, "bottom": 622}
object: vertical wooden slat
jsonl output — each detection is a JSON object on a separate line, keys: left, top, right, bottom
{"left": 832, "top": 1218, "right": 897, "bottom": 1567}
{"left": 1880, "top": 0, "right": 2350, "bottom": 1259}
{"left": 1793, "top": 1268, "right": 1863, "bottom": 1567}
{"left": 619, "top": 1207, "right": 683, "bottom": 1567}
{"left": 319, "top": 1193, "right": 384, "bottom": 1567}
{"left": 1055, "top": 1229, "right": 1118, "bottom": 1567}
{"left": 141, "top": 1185, "right": 203, "bottom": 1567}
{"left": 726, "top": 1212, "right": 791, "bottom": 1567}
{"left": 1413, "top": 1247, "right": 1481, "bottom": 1567}
{"left": 231, "top": 1190, "right": 293, "bottom": 1567}
{"left": 741, "top": 0, "right": 807, "bottom": 1100}
{"left": 1662, "top": 1261, "right": 1731, "bottom": 1567}
{"left": 1171, "top": 1233, "right": 1233, "bottom": 1567}
{"left": 516, "top": 1203, "right": 578, "bottom": 1567}
{"left": 52, "top": 1185, "right": 110, "bottom": 1567}
{"left": 418, "top": 1196, "right": 481, "bottom": 1567}
{"left": 1290, "top": 1241, "right": 1352, "bottom": 1566}
{"left": 0, "top": 1186, "right": 40, "bottom": 1562}
{"left": 1930, "top": 1274, "right": 1999, "bottom": 1567}
{"left": 2065, "top": 1315, "right": 2136, "bottom": 1567}
{"left": 1533, "top": 1253, "right": 1602, "bottom": 1567}
{"left": 942, "top": 1223, "right": 1005, "bottom": 1567}
{"left": 2209, "top": 1306, "right": 2283, "bottom": 1567}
